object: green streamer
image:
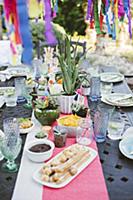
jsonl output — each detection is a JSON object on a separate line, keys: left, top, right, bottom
{"left": 93, "top": 0, "right": 102, "bottom": 35}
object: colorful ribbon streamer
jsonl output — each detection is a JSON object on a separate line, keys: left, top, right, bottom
{"left": 86, "top": 0, "right": 93, "bottom": 20}
{"left": 43, "top": 0, "right": 57, "bottom": 46}
{"left": 16, "top": 0, "right": 33, "bottom": 65}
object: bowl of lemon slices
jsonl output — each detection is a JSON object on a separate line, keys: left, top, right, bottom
{"left": 56, "top": 115, "right": 81, "bottom": 138}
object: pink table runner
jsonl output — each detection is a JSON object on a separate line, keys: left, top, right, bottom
{"left": 42, "top": 138, "right": 109, "bottom": 200}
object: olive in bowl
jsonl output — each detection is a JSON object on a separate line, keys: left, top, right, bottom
{"left": 25, "top": 139, "right": 55, "bottom": 162}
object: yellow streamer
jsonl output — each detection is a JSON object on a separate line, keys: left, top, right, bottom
{"left": 28, "top": 0, "right": 44, "bottom": 19}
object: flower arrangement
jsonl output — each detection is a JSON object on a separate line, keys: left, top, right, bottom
{"left": 34, "top": 96, "right": 59, "bottom": 111}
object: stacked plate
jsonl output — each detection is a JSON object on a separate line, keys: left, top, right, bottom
{"left": 100, "top": 72, "right": 124, "bottom": 83}
{"left": 102, "top": 93, "right": 133, "bottom": 107}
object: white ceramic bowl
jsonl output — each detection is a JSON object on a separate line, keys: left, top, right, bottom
{"left": 25, "top": 139, "right": 55, "bottom": 162}
{"left": 19, "top": 121, "right": 35, "bottom": 134}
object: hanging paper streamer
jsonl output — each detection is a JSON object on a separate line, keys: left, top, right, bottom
{"left": 4, "top": 0, "right": 22, "bottom": 65}
{"left": 28, "top": 0, "right": 41, "bottom": 19}
{"left": 4, "top": 0, "right": 21, "bottom": 44}
{"left": 123, "top": 0, "right": 132, "bottom": 38}
{"left": 16, "top": 0, "right": 33, "bottom": 65}
{"left": 86, "top": 0, "right": 93, "bottom": 20}
{"left": 52, "top": 0, "right": 58, "bottom": 18}
{"left": 86, "top": 0, "right": 132, "bottom": 39}
{"left": 93, "top": 0, "right": 102, "bottom": 35}
{"left": 43, "top": 0, "right": 57, "bottom": 46}
{"left": 118, "top": 0, "right": 125, "bottom": 19}
{"left": 105, "top": 0, "right": 112, "bottom": 35}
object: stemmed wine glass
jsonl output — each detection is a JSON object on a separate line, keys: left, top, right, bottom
{"left": 1, "top": 118, "right": 22, "bottom": 172}
{"left": 22, "top": 84, "right": 34, "bottom": 109}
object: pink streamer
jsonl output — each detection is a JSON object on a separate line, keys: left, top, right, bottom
{"left": 118, "top": 0, "right": 125, "bottom": 18}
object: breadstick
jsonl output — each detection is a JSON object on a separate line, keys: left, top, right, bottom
{"left": 56, "top": 151, "right": 90, "bottom": 184}
{"left": 53, "top": 149, "right": 89, "bottom": 173}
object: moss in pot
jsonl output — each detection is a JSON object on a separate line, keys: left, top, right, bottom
{"left": 34, "top": 96, "right": 60, "bottom": 126}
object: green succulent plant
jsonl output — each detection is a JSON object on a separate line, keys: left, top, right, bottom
{"left": 57, "top": 36, "right": 82, "bottom": 95}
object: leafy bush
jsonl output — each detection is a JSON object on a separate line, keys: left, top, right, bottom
{"left": 30, "top": 20, "right": 67, "bottom": 45}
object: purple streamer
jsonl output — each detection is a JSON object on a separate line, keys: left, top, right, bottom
{"left": 128, "top": 0, "right": 132, "bottom": 38}
{"left": 44, "top": 0, "right": 57, "bottom": 46}
{"left": 86, "top": 0, "right": 93, "bottom": 20}
{"left": 123, "top": 0, "right": 132, "bottom": 39}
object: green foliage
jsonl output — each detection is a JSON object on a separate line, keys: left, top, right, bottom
{"left": 57, "top": 36, "right": 82, "bottom": 95}
{"left": 30, "top": 20, "right": 67, "bottom": 45}
{"left": 34, "top": 96, "right": 58, "bottom": 110}
{"left": 53, "top": 0, "right": 86, "bottom": 35}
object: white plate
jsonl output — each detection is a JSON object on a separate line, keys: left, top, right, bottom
{"left": 3, "top": 67, "right": 29, "bottom": 79}
{"left": 33, "top": 145, "right": 97, "bottom": 188}
{"left": 0, "top": 87, "right": 15, "bottom": 95}
{"left": 100, "top": 72, "right": 124, "bottom": 83}
{"left": 119, "top": 137, "right": 133, "bottom": 159}
{"left": 0, "top": 96, "right": 5, "bottom": 108}
{"left": 122, "top": 127, "right": 133, "bottom": 140}
{"left": 102, "top": 93, "right": 133, "bottom": 107}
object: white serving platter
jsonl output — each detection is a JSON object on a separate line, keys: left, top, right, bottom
{"left": 33, "top": 144, "right": 97, "bottom": 188}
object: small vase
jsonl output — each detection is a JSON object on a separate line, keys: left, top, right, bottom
{"left": 81, "top": 86, "right": 90, "bottom": 96}
{"left": 34, "top": 109, "right": 60, "bottom": 126}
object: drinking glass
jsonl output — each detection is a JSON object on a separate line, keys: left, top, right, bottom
{"left": 22, "top": 84, "right": 33, "bottom": 109}
{"left": 4, "top": 87, "right": 17, "bottom": 107}
{"left": 93, "top": 105, "right": 110, "bottom": 143}
{"left": 0, "top": 130, "right": 5, "bottom": 161}
{"left": 107, "top": 109, "right": 125, "bottom": 140}
{"left": 15, "top": 77, "right": 26, "bottom": 97}
{"left": 89, "top": 76, "right": 101, "bottom": 98}
{"left": 101, "top": 82, "right": 113, "bottom": 96}
{"left": 1, "top": 118, "right": 22, "bottom": 172}
{"left": 1, "top": 137, "right": 22, "bottom": 172}
{"left": 3, "top": 118, "right": 20, "bottom": 138}
{"left": 76, "top": 118, "right": 93, "bottom": 146}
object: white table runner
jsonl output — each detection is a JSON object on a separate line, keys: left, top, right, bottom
{"left": 12, "top": 116, "right": 43, "bottom": 200}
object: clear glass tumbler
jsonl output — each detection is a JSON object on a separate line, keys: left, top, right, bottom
{"left": 76, "top": 118, "right": 93, "bottom": 146}
{"left": 15, "top": 77, "right": 26, "bottom": 97}
{"left": 4, "top": 88, "right": 17, "bottom": 107}
{"left": 94, "top": 107, "right": 109, "bottom": 143}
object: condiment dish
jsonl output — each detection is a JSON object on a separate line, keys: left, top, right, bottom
{"left": 25, "top": 139, "right": 55, "bottom": 162}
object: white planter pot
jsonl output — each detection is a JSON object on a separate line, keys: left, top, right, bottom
{"left": 81, "top": 86, "right": 90, "bottom": 96}
{"left": 59, "top": 94, "right": 75, "bottom": 114}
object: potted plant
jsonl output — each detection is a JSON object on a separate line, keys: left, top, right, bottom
{"left": 57, "top": 36, "right": 82, "bottom": 114}
{"left": 71, "top": 102, "right": 88, "bottom": 118}
{"left": 81, "top": 78, "right": 90, "bottom": 96}
{"left": 34, "top": 96, "right": 60, "bottom": 126}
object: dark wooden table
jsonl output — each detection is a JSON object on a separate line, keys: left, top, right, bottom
{"left": 0, "top": 68, "right": 133, "bottom": 200}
